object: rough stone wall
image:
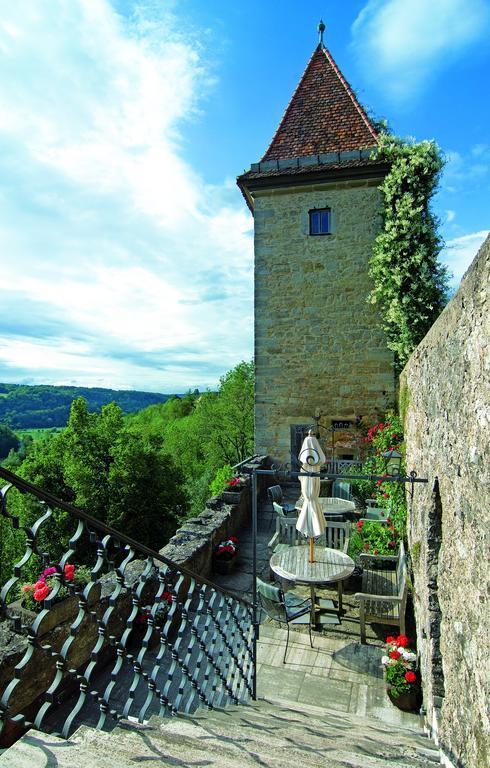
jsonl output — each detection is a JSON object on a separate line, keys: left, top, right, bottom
{"left": 401, "top": 235, "right": 490, "bottom": 768}
{"left": 253, "top": 178, "right": 394, "bottom": 465}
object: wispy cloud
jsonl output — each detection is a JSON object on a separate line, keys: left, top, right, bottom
{"left": 352, "top": 0, "right": 490, "bottom": 102}
{"left": 441, "top": 230, "right": 489, "bottom": 289}
{"left": 0, "top": 0, "right": 253, "bottom": 392}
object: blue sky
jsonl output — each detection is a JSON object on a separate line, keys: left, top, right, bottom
{"left": 0, "top": 0, "right": 488, "bottom": 393}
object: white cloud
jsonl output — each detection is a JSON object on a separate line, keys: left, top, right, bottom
{"left": 352, "top": 0, "right": 490, "bottom": 101}
{"left": 0, "top": 0, "right": 253, "bottom": 392}
{"left": 441, "top": 230, "right": 489, "bottom": 289}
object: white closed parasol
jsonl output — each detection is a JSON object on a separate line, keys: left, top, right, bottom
{"left": 296, "top": 430, "right": 326, "bottom": 562}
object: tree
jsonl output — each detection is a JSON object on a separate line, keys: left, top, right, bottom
{"left": 368, "top": 134, "right": 449, "bottom": 371}
{"left": 0, "top": 424, "right": 20, "bottom": 460}
{"left": 11, "top": 398, "right": 188, "bottom": 567}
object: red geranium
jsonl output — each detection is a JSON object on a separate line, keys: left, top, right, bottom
{"left": 33, "top": 584, "right": 51, "bottom": 601}
{"left": 389, "top": 650, "right": 401, "bottom": 660}
{"left": 396, "top": 634, "right": 409, "bottom": 647}
{"left": 405, "top": 671, "right": 416, "bottom": 683}
{"left": 386, "top": 635, "right": 396, "bottom": 644}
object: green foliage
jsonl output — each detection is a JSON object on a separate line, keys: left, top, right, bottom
{"left": 348, "top": 520, "right": 397, "bottom": 561}
{"left": 369, "top": 134, "right": 449, "bottom": 371}
{"left": 0, "top": 424, "right": 20, "bottom": 460}
{"left": 209, "top": 464, "right": 234, "bottom": 497}
{"left": 348, "top": 412, "right": 407, "bottom": 541}
{"left": 7, "top": 398, "right": 187, "bottom": 570}
{"left": 127, "top": 361, "right": 254, "bottom": 519}
{"left": 0, "top": 382, "right": 173, "bottom": 429}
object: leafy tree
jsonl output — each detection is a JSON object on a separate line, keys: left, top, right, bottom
{"left": 368, "top": 134, "right": 449, "bottom": 371}
{"left": 7, "top": 398, "right": 187, "bottom": 569}
{"left": 0, "top": 424, "right": 20, "bottom": 459}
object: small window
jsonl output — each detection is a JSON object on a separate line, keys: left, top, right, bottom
{"left": 309, "top": 208, "right": 331, "bottom": 236}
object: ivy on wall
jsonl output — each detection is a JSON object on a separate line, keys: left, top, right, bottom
{"left": 368, "top": 134, "right": 449, "bottom": 372}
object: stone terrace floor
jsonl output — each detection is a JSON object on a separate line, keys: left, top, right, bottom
{"left": 212, "top": 488, "right": 420, "bottom": 730}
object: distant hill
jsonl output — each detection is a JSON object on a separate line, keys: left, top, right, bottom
{"left": 0, "top": 383, "right": 176, "bottom": 429}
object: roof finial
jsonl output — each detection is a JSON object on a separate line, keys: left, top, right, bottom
{"left": 317, "top": 19, "right": 326, "bottom": 49}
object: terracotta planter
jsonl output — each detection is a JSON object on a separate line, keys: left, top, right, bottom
{"left": 213, "top": 554, "right": 237, "bottom": 575}
{"left": 387, "top": 686, "right": 421, "bottom": 712}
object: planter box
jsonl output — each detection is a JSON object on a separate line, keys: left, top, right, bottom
{"left": 213, "top": 555, "right": 237, "bottom": 575}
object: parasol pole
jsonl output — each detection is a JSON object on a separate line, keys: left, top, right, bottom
{"left": 309, "top": 536, "right": 315, "bottom": 563}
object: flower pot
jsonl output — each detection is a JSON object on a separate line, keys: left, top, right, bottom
{"left": 387, "top": 686, "right": 421, "bottom": 712}
{"left": 221, "top": 490, "right": 243, "bottom": 504}
{"left": 213, "top": 554, "right": 237, "bottom": 575}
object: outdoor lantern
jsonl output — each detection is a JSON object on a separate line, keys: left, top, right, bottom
{"left": 382, "top": 449, "right": 402, "bottom": 477}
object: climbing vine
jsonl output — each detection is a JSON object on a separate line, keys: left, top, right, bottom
{"left": 369, "top": 134, "right": 449, "bottom": 372}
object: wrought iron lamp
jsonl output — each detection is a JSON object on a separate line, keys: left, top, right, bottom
{"left": 382, "top": 448, "right": 402, "bottom": 476}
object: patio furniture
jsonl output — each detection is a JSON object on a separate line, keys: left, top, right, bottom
{"left": 270, "top": 546, "right": 355, "bottom": 626}
{"left": 268, "top": 503, "right": 299, "bottom": 553}
{"left": 320, "top": 520, "right": 351, "bottom": 553}
{"left": 295, "top": 496, "right": 355, "bottom": 520}
{"left": 331, "top": 479, "right": 353, "bottom": 501}
{"left": 354, "top": 541, "right": 408, "bottom": 644}
{"left": 267, "top": 485, "right": 296, "bottom": 514}
{"left": 359, "top": 507, "right": 389, "bottom": 525}
{"left": 256, "top": 577, "right": 313, "bottom": 662}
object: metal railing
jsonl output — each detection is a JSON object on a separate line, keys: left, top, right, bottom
{"left": 0, "top": 467, "right": 254, "bottom": 741}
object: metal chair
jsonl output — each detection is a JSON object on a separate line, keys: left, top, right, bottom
{"left": 267, "top": 485, "right": 296, "bottom": 514}
{"left": 256, "top": 577, "right": 313, "bottom": 662}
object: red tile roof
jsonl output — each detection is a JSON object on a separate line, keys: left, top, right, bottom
{"left": 261, "top": 45, "right": 378, "bottom": 161}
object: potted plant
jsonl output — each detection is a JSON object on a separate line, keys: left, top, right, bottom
{"left": 7, "top": 562, "right": 97, "bottom": 635}
{"left": 209, "top": 465, "right": 248, "bottom": 503}
{"left": 212, "top": 537, "right": 238, "bottom": 575}
{"left": 381, "top": 634, "right": 421, "bottom": 711}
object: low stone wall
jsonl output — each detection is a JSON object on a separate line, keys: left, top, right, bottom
{"left": 160, "top": 455, "right": 270, "bottom": 578}
{"left": 401, "top": 235, "right": 489, "bottom": 768}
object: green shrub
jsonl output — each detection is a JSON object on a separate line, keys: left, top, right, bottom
{"left": 348, "top": 520, "right": 398, "bottom": 561}
{"left": 209, "top": 464, "right": 234, "bottom": 497}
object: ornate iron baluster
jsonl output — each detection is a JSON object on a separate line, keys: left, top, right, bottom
{"left": 0, "top": 467, "right": 255, "bottom": 742}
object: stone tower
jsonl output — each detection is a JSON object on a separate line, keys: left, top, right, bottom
{"left": 237, "top": 29, "right": 394, "bottom": 467}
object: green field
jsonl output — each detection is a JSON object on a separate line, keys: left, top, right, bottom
{"left": 18, "top": 427, "right": 64, "bottom": 441}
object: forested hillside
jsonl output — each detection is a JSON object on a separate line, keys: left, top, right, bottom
{"left": 0, "top": 383, "right": 174, "bottom": 428}
{"left": 0, "top": 361, "right": 254, "bottom": 584}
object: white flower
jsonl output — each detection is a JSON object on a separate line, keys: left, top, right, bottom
{"left": 381, "top": 655, "right": 389, "bottom": 665}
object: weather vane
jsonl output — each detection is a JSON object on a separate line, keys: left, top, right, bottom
{"left": 317, "top": 19, "right": 326, "bottom": 48}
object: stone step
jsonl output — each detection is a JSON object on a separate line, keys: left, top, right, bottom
{"left": 0, "top": 696, "right": 440, "bottom": 768}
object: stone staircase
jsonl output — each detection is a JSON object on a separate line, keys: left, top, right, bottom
{"left": 0, "top": 695, "right": 440, "bottom": 767}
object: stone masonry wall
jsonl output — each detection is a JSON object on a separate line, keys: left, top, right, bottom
{"left": 254, "top": 178, "right": 394, "bottom": 465}
{"left": 401, "top": 235, "right": 489, "bottom": 768}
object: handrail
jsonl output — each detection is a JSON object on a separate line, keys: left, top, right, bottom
{"left": 0, "top": 466, "right": 252, "bottom": 608}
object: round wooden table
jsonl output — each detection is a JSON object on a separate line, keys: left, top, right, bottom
{"left": 270, "top": 545, "right": 354, "bottom": 627}
{"left": 295, "top": 497, "right": 356, "bottom": 518}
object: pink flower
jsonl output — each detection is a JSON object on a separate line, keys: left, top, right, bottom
{"left": 43, "top": 567, "right": 57, "bottom": 577}
{"left": 34, "top": 580, "right": 47, "bottom": 590}
{"left": 22, "top": 584, "right": 33, "bottom": 593}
